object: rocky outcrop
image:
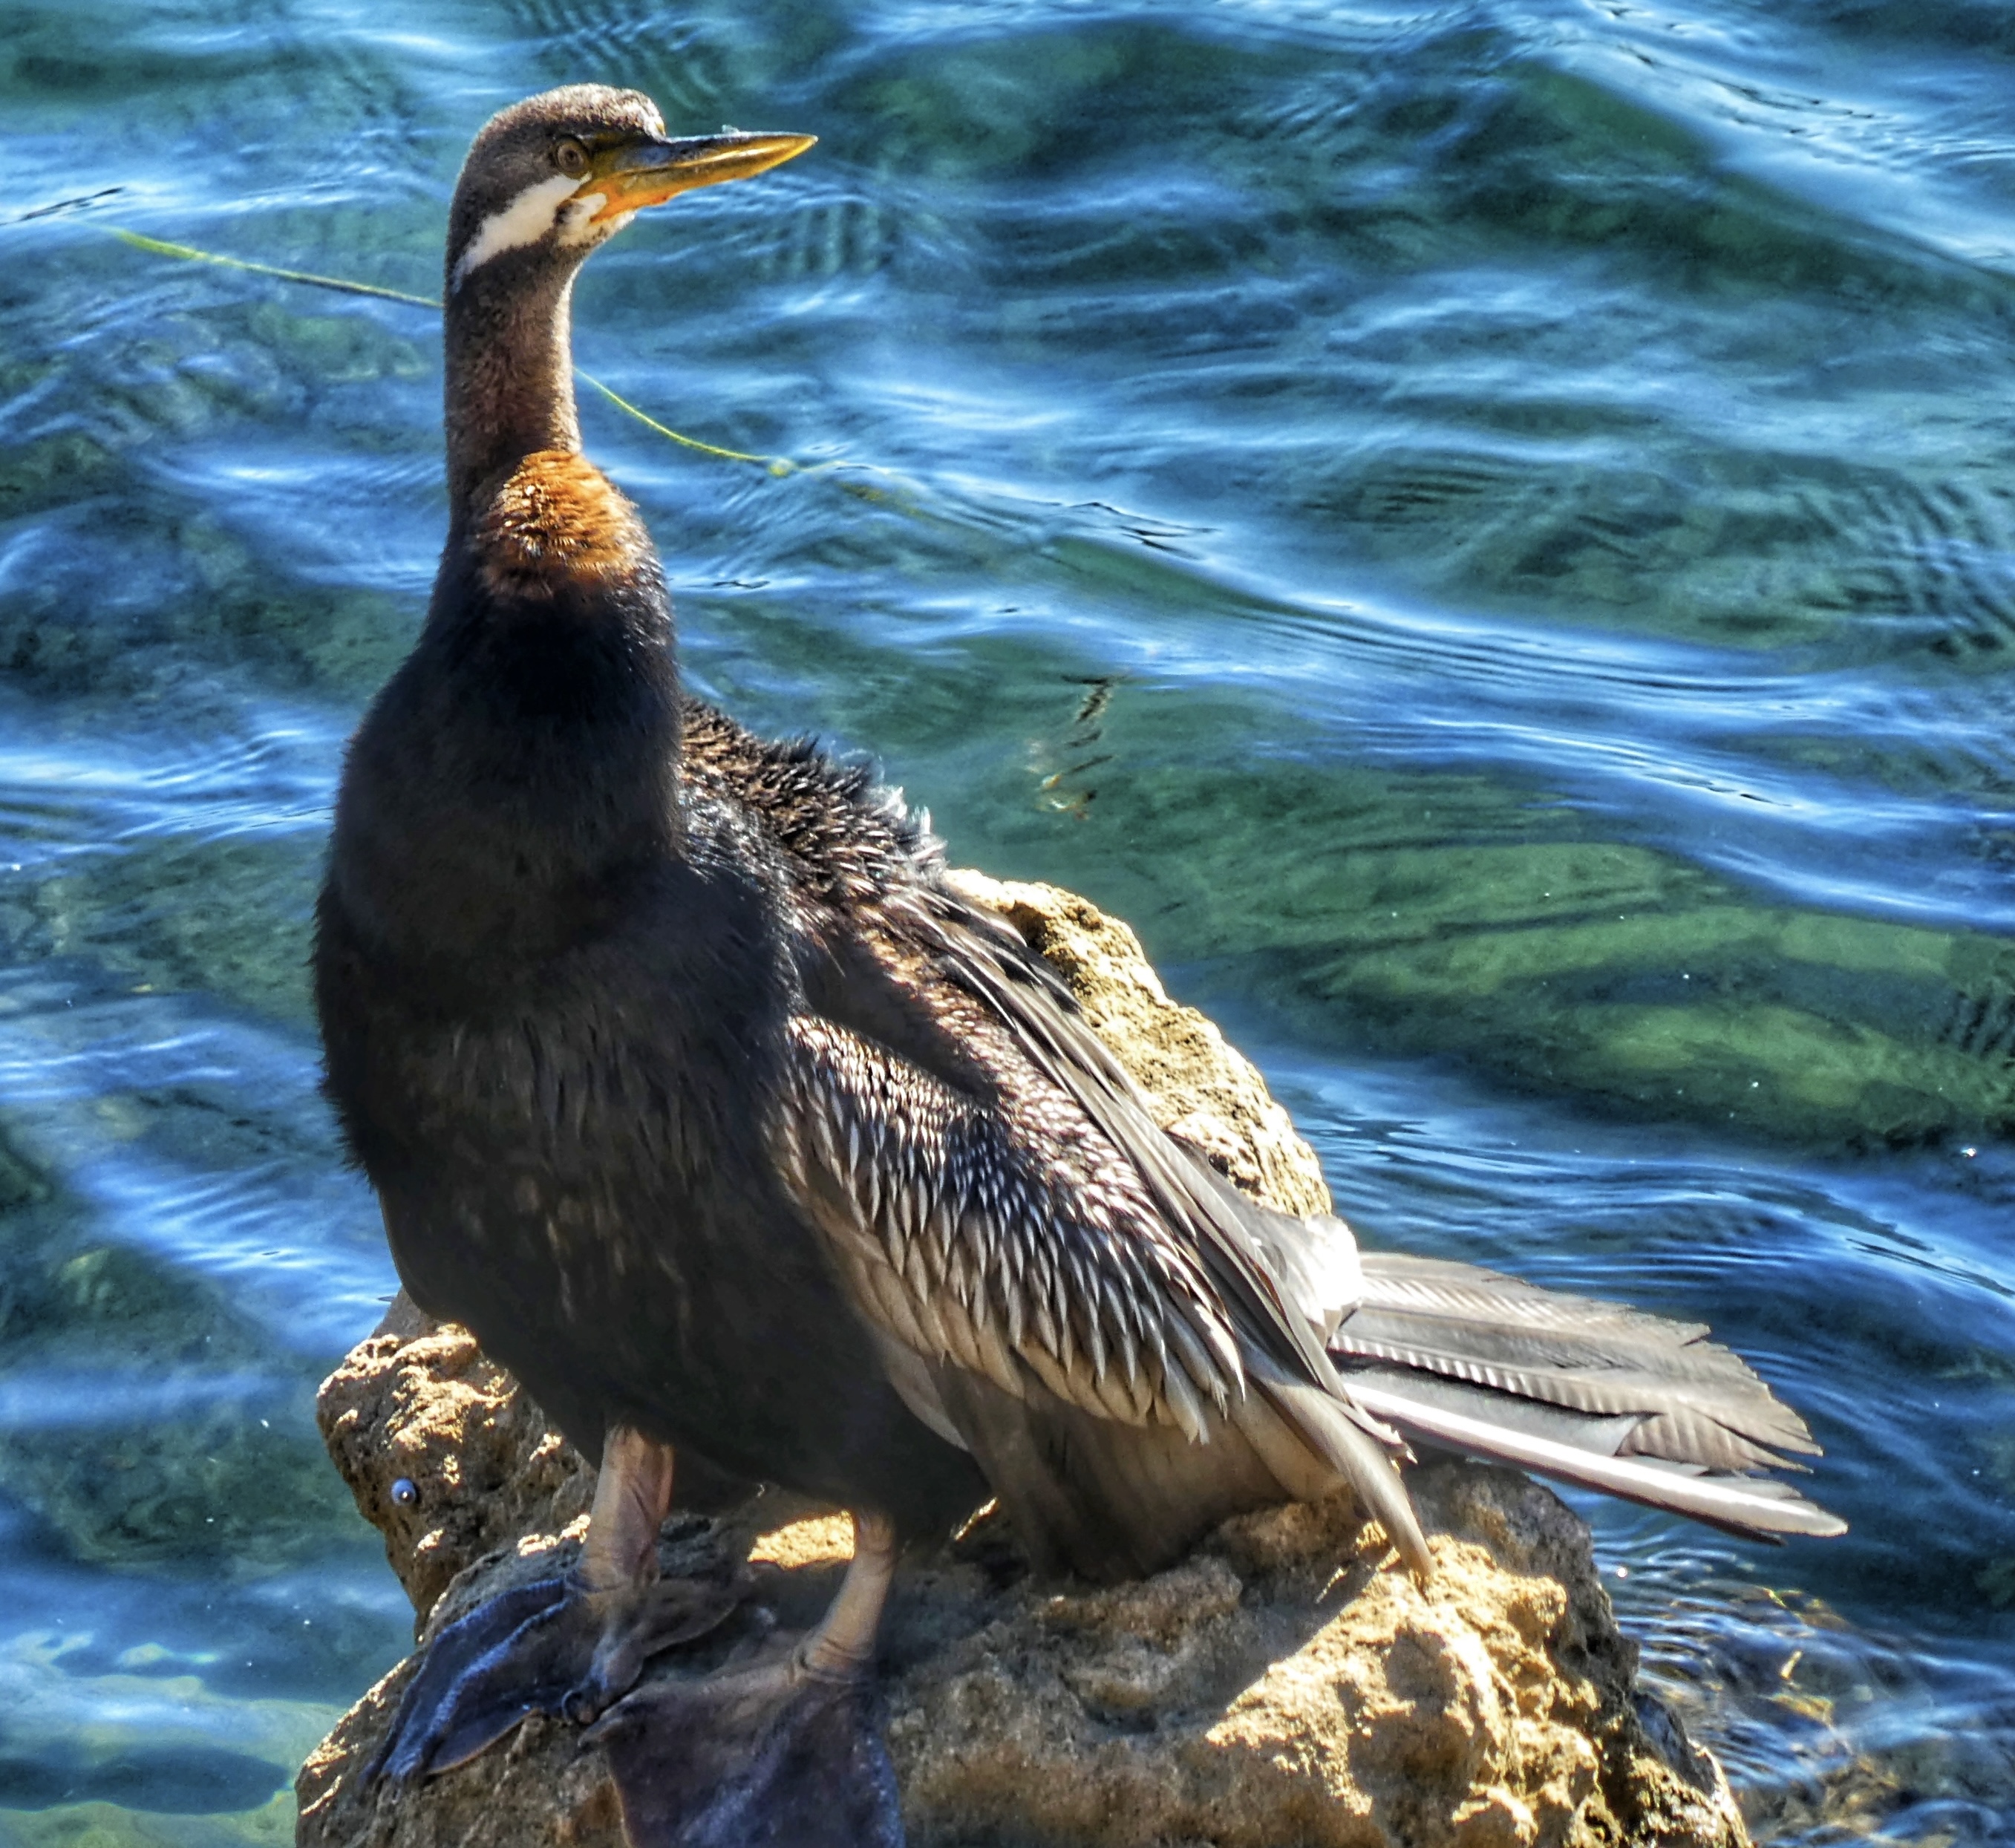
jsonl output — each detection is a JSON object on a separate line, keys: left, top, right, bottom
{"left": 886, "top": 1464, "right": 1740, "bottom": 1848}
{"left": 318, "top": 1321, "right": 593, "bottom": 1629}
{"left": 295, "top": 875, "right": 1748, "bottom": 1848}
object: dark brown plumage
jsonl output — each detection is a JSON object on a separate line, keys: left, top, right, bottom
{"left": 319, "top": 84, "right": 1840, "bottom": 1838}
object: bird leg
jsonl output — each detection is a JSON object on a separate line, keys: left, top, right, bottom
{"left": 588, "top": 1510, "right": 907, "bottom": 1848}
{"left": 566, "top": 1427, "right": 688, "bottom": 1721}
{"left": 795, "top": 1508, "right": 898, "bottom": 1681}
{"left": 366, "top": 1427, "right": 744, "bottom": 1786}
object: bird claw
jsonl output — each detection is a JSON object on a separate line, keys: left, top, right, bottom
{"left": 366, "top": 1570, "right": 746, "bottom": 1785}
{"left": 587, "top": 1641, "right": 904, "bottom": 1848}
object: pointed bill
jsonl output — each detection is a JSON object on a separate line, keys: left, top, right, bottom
{"left": 576, "top": 131, "right": 817, "bottom": 221}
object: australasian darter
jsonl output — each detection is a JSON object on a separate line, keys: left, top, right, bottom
{"left": 314, "top": 85, "right": 1843, "bottom": 1847}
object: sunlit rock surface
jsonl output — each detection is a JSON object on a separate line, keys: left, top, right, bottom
{"left": 295, "top": 876, "right": 1745, "bottom": 1848}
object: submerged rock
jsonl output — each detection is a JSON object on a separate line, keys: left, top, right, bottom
{"left": 295, "top": 875, "right": 1748, "bottom": 1848}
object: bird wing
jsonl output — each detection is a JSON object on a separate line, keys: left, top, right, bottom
{"left": 876, "top": 882, "right": 1370, "bottom": 1399}
{"left": 770, "top": 999, "right": 1252, "bottom": 1442}
{"left": 744, "top": 784, "right": 1843, "bottom": 1555}
{"left": 768, "top": 872, "right": 1439, "bottom": 1581}
{"left": 779, "top": 863, "right": 1397, "bottom": 1411}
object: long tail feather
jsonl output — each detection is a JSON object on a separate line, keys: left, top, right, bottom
{"left": 1332, "top": 1252, "right": 1845, "bottom": 1541}
{"left": 1344, "top": 1373, "right": 1846, "bottom": 1540}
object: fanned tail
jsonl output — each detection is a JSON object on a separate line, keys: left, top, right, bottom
{"left": 1331, "top": 1253, "right": 1846, "bottom": 1542}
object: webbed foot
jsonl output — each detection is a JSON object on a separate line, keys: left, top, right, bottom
{"left": 367, "top": 1568, "right": 745, "bottom": 1785}
{"left": 589, "top": 1642, "right": 903, "bottom": 1848}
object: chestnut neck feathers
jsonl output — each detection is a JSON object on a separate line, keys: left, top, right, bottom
{"left": 430, "top": 102, "right": 666, "bottom": 649}
{"left": 443, "top": 254, "right": 587, "bottom": 522}
{"left": 434, "top": 84, "right": 665, "bottom": 519}
{"left": 335, "top": 108, "right": 686, "bottom": 974}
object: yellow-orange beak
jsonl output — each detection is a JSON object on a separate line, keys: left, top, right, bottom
{"left": 575, "top": 130, "right": 817, "bottom": 221}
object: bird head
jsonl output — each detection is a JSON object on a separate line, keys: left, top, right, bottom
{"left": 444, "top": 85, "right": 814, "bottom": 298}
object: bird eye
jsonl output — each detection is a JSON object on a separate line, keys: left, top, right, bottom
{"left": 555, "top": 138, "right": 590, "bottom": 179}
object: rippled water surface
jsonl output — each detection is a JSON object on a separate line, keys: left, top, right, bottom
{"left": 4, "top": 0, "right": 2014, "bottom": 1840}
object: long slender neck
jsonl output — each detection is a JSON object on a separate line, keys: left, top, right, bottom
{"left": 442, "top": 259, "right": 585, "bottom": 518}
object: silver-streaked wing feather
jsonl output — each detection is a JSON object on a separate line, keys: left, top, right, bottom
{"left": 687, "top": 708, "right": 1836, "bottom": 1561}
{"left": 887, "top": 887, "right": 1374, "bottom": 1403}
{"left": 779, "top": 880, "right": 1435, "bottom": 1576}
{"left": 769, "top": 1011, "right": 1244, "bottom": 1442}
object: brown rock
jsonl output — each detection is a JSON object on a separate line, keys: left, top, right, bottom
{"left": 885, "top": 1465, "right": 1741, "bottom": 1848}
{"left": 296, "top": 875, "right": 1748, "bottom": 1848}
{"left": 317, "top": 1325, "right": 595, "bottom": 1629}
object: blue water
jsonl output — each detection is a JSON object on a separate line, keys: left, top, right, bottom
{"left": 3, "top": 0, "right": 2013, "bottom": 1840}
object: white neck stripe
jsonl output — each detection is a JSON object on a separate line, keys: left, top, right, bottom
{"left": 450, "top": 174, "right": 582, "bottom": 293}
